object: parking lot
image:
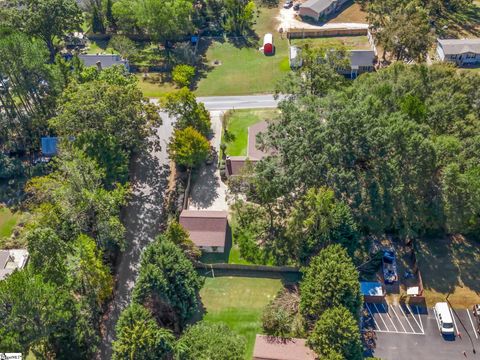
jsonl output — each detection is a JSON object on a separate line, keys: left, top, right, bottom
{"left": 364, "top": 303, "right": 480, "bottom": 359}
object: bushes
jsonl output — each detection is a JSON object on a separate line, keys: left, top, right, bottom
{"left": 172, "top": 64, "right": 195, "bottom": 88}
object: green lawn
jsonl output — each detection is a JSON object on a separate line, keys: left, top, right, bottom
{"left": 0, "top": 207, "right": 20, "bottom": 244}
{"left": 195, "top": 6, "right": 290, "bottom": 96}
{"left": 135, "top": 74, "right": 176, "bottom": 98}
{"left": 290, "top": 35, "right": 371, "bottom": 50}
{"left": 200, "top": 277, "right": 283, "bottom": 359}
{"left": 224, "top": 109, "right": 279, "bottom": 156}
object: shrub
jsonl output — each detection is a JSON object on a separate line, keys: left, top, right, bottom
{"left": 172, "top": 64, "right": 195, "bottom": 88}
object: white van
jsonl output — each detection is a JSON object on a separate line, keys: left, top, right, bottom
{"left": 434, "top": 302, "right": 455, "bottom": 335}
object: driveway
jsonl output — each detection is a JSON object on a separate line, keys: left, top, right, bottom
{"left": 277, "top": 7, "right": 368, "bottom": 31}
{"left": 97, "top": 112, "right": 174, "bottom": 359}
{"left": 188, "top": 110, "right": 229, "bottom": 211}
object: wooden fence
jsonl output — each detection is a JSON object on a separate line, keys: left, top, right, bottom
{"left": 287, "top": 27, "right": 368, "bottom": 39}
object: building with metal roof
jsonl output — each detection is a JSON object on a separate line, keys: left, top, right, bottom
{"left": 299, "top": 0, "right": 349, "bottom": 21}
{"left": 436, "top": 38, "right": 480, "bottom": 66}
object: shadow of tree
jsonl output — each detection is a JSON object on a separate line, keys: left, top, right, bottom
{"left": 189, "top": 163, "right": 222, "bottom": 209}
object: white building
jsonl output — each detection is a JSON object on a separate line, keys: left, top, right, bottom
{"left": 0, "top": 249, "right": 29, "bottom": 280}
{"left": 436, "top": 38, "right": 480, "bottom": 66}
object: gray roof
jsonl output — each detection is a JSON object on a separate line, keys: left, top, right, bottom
{"left": 0, "top": 250, "right": 9, "bottom": 269}
{"left": 300, "top": 0, "right": 335, "bottom": 14}
{"left": 350, "top": 50, "right": 376, "bottom": 67}
{"left": 78, "top": 54, "right": 128, "bottom": 69}
{"left": 438, "top": 38, "right": 480, "bottom": 55}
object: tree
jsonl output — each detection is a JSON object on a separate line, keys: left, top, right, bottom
{"left": 224, "top": 0, "right": 256, "bottom": 35}
{"left": 2, "top": 0, "right": 83, "bottom": 62}
{"left": 287, "top": 187, "right": 359, "bottom": 264}
{"left": 0, "top": 269, "right": 75, "bottom": 357}
{"left": 163, "top": 220, "right": 201, "bottom": 259}
{"left": 135, "top": 0, "right": 194, "bottom": 46}
{"left": 112, "top": 303, "right": 175, "bottom": 360}
{"left": 109, "top": 35, "right": 137, "bottom": 60}
{"left": 168, "top": 126, "right": 211, "bottom": 169}
{"left": 50, "top": 75, "right": 161, "bottom": 155}
{"left": 307, "top": 306, "right": 363, "bottom": 360}
{"left": 172, "top": 64, "right": 196, "bottom": 88}
{"left": 177, "top": 322, "right": 246, "bottom": 360}
{"left": 92, "top": 4, "right": 106, "bottom": 33}
{"left": 112, "top": 0, "right": 139, "bottom": 34}
{"left": 162, "top": 88, "right": 212, "bottom": 137}
{"left": 300, "top": 245, "right": 362, "bottom": 322}
{"left": 26, "top": 227, "right": 68, "bottom": 285}
{"left": 133, "top": 238, "right": 203, "bottom": 332}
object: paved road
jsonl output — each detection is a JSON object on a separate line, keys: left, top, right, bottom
{"left": 197, "top": 94, "right": 283, "bottom": 110}
{"left": 97, "top": 112, "right": 174, "bottom": 359}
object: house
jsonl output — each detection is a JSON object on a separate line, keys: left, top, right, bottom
{"left": 253, "top": 335, "right": 317, "bottom": 360}
{"left": 78, "top": 54, "right": 130, "bottom": 71}
{"left": 263, "top": 33, "right": 274, "bottom": 55}
{"left": 0, "top": 249, "right": 29, "bottom": 281}
{"left": 179, "top": 210, "right": 228, "bottom": 253}
{"left": 343, "top": 49, "right": 376, "bottom": 78}
{"left": 299, "top": 0, "right": 349, "bottom": 22}
{"left": 225, "top": 121, "right": 272, "bottom": 177}
{"left": 436, "top": 38, "right": 480, "bottom": 66}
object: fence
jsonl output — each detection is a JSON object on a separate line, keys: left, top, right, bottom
{"left": 287, "top": 27, "right": 368, "bottom": 39}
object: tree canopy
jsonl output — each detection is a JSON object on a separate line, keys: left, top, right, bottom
{"left": 168, "top": 126, "right": 211, "bottom": 169}
{"left": 300, "top": 245, "right": 362, "bottom": 322}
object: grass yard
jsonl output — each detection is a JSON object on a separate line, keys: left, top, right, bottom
{"left": 135, "top": 73, "right": 176, "bottom": 98}
{"left": 200, "top": 276, "right": 283, "bottom": 359}
{"left": 291, "top": 35, "right": 371, "bottom": 50}
{"left": 327, "top": 2, "right": 367, "bottom": 24}
{"left": 0, "top": 207, "right": 20, "bottom": 246}
{"left": 195, "top": 6, "right": 290, "bottom": 96}
{"left": 416, "top": 235, "right": 480, "bottom": 308}
{"left": 223, "top": 109, "right": 279, "bottom": 156}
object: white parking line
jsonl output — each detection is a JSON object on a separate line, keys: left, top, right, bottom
{"left": 382, "top": 304, "right": 399, "bottom": 333}
{"left": 466, "top": 309, "right": 478, "bottom": 339}
{"left": 406, "top": 303, "right": 423, "bottom": 332}
{"left": 399, "top": 305, "right": 417, "bottom": 333}
{"left": 372, "top": 303, "right": 390, "bottom": 331}
{"left": 450, "top": 309, "right": 459, "bottom": 335}
{"left": 415, "top": 305, "right": 424, "bottom": 332}
{"left": 365, "top": 303, "right": 382, "bottom": 331}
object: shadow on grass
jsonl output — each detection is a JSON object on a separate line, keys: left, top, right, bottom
{"left": 415, "top": 235, "right": 480, "bottom": 295}
{"left": 435, "top": 4, "right": 480, "bottom": 38}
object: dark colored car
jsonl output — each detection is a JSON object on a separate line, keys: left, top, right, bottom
{"left": 473, "top": 304, "right": 480, "bottom": 334}
{"left": 382, "top": 250, "right": 398, "bottom": 284}
{"left": 293, "top": 3, "right": 300, "bottom": 10}
{"left": 283, "top": 0, "right": 293, "bottom": 8}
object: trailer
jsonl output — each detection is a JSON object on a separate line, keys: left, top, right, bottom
{"left": 263, "top": 33, "right": 274, "bottom": 55}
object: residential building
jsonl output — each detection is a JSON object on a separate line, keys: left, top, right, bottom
{"left": 253, "top": 335, "right": 317, "bottom": 360}
{"left": 299, "top": 0, "right": 349, "bottom": 22}
{"left": 0, "top": 249, "right": 29, "bottom": 281}
{"left": 78, "top": 54, "right": 130, "bottom": 71}
{"left": 179, "top": 210, "right": 229, "bottom": 253}
{"left": 436, "top": 38, "right": 480, "bottom": 66}
{"left": 343, "top": 49, "right": 376, "bottom": 78}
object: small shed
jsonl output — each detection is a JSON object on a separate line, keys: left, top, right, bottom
{"left": 179, "top": 210, "right": 228, "bottom": 253}
{"left": 289, "top": 45, "right": 302, "bottom": 68}
{"left": 263, "top": 33, "right": 274, "bottom": 55}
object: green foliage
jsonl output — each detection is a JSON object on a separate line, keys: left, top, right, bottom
{"left": 307, "top": 305, "right": 363, "bottom": 360}
{"left": 224, "top": 0, "right": 256, "bottom": 35}
{"left": 172, "top": 64, "right": 196, "bottom": 88}
{"left": 162, "top": 88, "right": 212, "bottom": 137}
{"left": 0, "top": 269, "right": 75, "bottom": 356}
{"left": 1, "top": 0, "right": 83, "bottom": 62}
{"left": 168, "top": 126, "right": 211, "bottom": 169}
{"left": 92, "top": 4, "right": 106, "bottom": 33}
{"left": 135, "top": 0, "right": 194, "bottom": 44}
{"left": 133, "top": 238, "right": 203, "bottom": 330}
{"left": 287, "top": 187, "right": 359, "bottom": 264}
{"left": 300, "top": 245, "right": 362, "bottom": 322}
{"left": 163, "top": 220, "right": 201, "bottom": 259}
{"left": 112, "top": 0, "right": 139, "bottom": 33}
{"left": 112, "top": 303, "right": 175, "bottom": 360}
{"left": 109, "top": 35, "right": 137, "bottom": 60}
{"left": 177, "top": 322, "right": 246, "bottom": 360}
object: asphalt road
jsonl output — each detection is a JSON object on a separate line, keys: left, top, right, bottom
{"left": 197, "top": 94, "right": 283, "bottom": 110}
{"left": 365, "top": 304, "right": 480, "bottom": 360}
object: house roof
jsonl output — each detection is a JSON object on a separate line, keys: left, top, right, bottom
{"left": 0, "top": 249, "right": 29, "bottom": 281}
{"left": 78, "top": 54, "right": 129, "bottom": 68}
{"left": 179, "top": 210, "right": 228, "bottom": 248}
{"left": 350, "top": 50, "right": 376, "bottom": 67}
{"left": 253, "top": 335, "right": 317, "bottom": 360}
{"left": 300, "top": 0, "right": 335, "bottom": 14}
{"left": 0, "top": 250, "right": 10, "bottom": 269}
{"left": 438, "top": 38, "right": 480, "bottom": 55}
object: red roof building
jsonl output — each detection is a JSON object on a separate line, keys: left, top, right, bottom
{"left": 179, "top": 210, "right": 228, "bottom": 253}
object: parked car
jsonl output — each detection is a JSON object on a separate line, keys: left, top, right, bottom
{"left": 382, "top": 250, "right": 398, "bottom": 284}
{"left": 283, "top": 0, "right": 293, "bottom": 8}
{"left": 205, "top": 146, "right": 217, "bottom": 165}
{"left": 434, "top": 302, "right": 455, "bottom": 336}
{"left": 473, "top": 304, "right": 480, "bottom": 334}
{"left": 293, "top": 3, "right": 300, "bottom": 10}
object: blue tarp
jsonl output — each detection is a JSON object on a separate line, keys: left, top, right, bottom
{"left": 41, "top": 137, "right": 58, "bottom": 156}
{"left": 360, "top": 281, "right": 384, "bottom": 296}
